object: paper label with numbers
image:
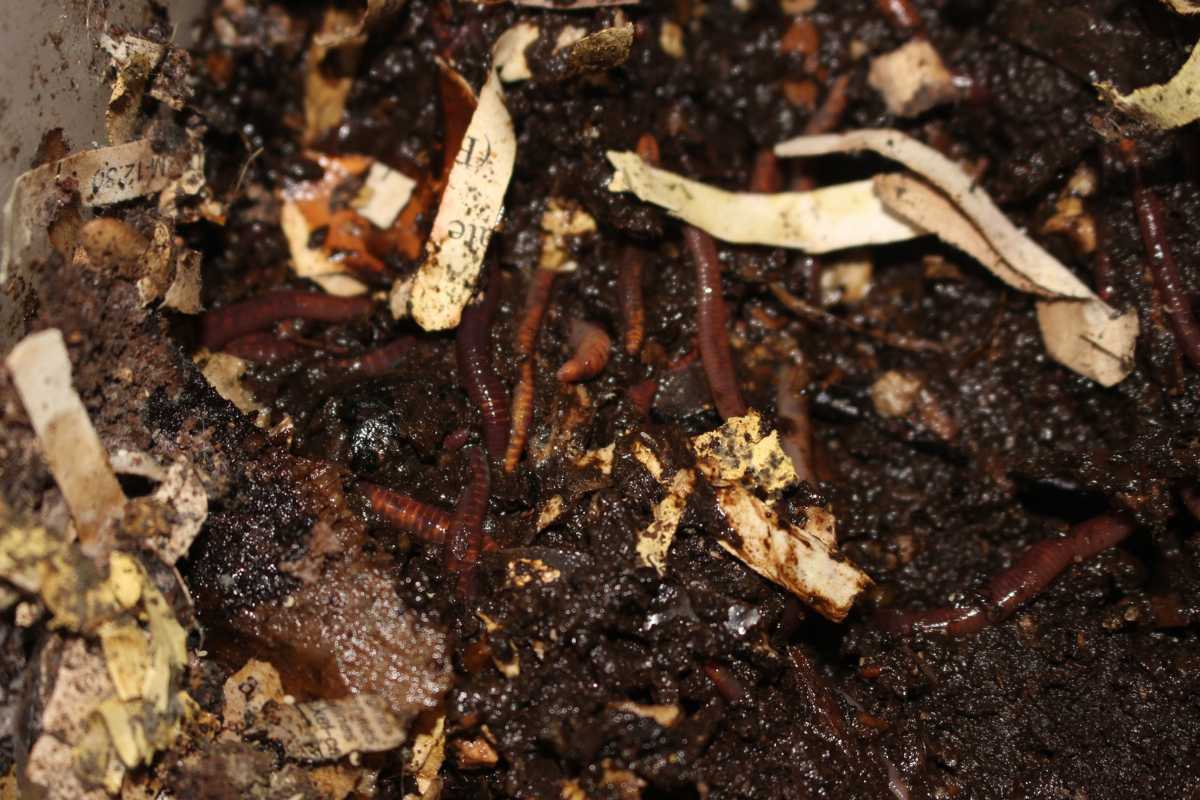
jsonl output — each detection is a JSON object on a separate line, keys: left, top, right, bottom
{"left": 407, "top": 31, "right": 520, "bottom": 331}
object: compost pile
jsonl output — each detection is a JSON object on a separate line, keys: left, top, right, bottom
{"left": 2, "top": 0, "right": 1200, "bottom": 797}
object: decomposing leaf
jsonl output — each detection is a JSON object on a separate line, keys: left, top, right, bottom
{"left": 1096, "top": 39, "right": 1200, "bottom": 129}
{"left": 5, "top": 330, "right": 126, "bottom": 545}
{"left": 708, "top": 485, "right": 868, "bottom": 621}
{"left": 565, "top": 23, "right": 634, "bottom": 75}
{"left": 606, "top": 151, "right": 920, "bottom": 251}
{"left": 772, "top": 130, "right": 1137, "bottom": 385}
{"left": 867, "top": 39, "right": 959, "bottom": 118}
{"left": 280, "top": 201, "right": 369, "bottom": 297}
{"left": 254, "top": 695, "right": 408, "bottom": 761}
{"left": 406, "top": 28, "right": 520, "bottom": 330}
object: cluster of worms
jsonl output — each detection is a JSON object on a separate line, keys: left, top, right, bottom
{"left": 192, "top": 46, "right": 1191, "bottom": 635}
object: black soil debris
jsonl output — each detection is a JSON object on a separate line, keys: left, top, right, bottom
{"left": 3, "top": 0, "right": 1200, "bottom": 798}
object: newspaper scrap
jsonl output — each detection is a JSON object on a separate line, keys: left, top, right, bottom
{"left": 635, "top": 467, "right": 695, "bottom": 575}
{"left": 406, "top": 28, "right": 521, "bottom": 330}
{"left": 692, "top": 411, "right": 798, "bottom": 495}
{"left": 1096, "top": 39, "right": 1200, "bottom": 129}
{"left": 605, "top": 151, "right": 920, "bottom": 252}
{"left": 254, "top": 695, "right": 408, "bottom": 761}
{"left": 222, "top": 659, "right": 286, "bottom": 730}
{"left": 774, "top": 130, "right": 1137, "bottom": 385}
{"left": 6, "top": 330, "right": 126, "bottom": 546}
{"left": 2, "top": 139, "right": 185, "bottom": 284}
{"left": 867, "top": 40, "right": 959, "bottom": 118}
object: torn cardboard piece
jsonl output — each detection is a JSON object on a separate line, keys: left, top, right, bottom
{"left": 6, "top": 330, "right": 126, "bottom": 545}
{"left": 1096, "top": 39, "right": 1200, "bottom": 129}
{"left": 605, "top": 150, "right": 920, "bottom": 252}
{"left": 692, "top": 411, "right": 798, "bottom": 495}
{"left": 407, "top": 30, "right": 520, "bottom": 331}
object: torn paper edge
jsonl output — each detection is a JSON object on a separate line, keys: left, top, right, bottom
{"left": 874, "top": 173, "right": 1137, "bottom": 385}
{"left": 5, "top": 330, "right": 126, "bottom": 545}
{"left": 280, "top": 201, "right": 369, "bottom": 297}
{"left": 774, "top": 129, "right": 1094, "bottom": 299}
{"left": 355, "top": 162, "right": 418, "bottom": 229}
{"left": 1096, "top": 39, "right": 1200, "bottom": 129}
{"left": 606, "top": 150, "right": 920, "bottom": 252}
{"left": 636, "top": 468, "right": 696, "bottom": 575}
{"left": 495, "top": 21, "right": 539, "bottom": 83}
{"left": 712, "top": 484, "right": 870, "bottom": 621}
{"left": 407, "top": 31, "right": 520, "bottom": 330}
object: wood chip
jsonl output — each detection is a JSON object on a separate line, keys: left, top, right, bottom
{"left": 606, "top": 150, "right": 920, "bottom": 252}
{"left": 5, "top": 330, "right": 125, "bottom": 545}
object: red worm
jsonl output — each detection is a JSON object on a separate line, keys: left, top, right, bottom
{"left": 443, "top": 427, "right": 472, "bottom": 453}
{"left": 788, "top": 648, "right": 854, "bottom": 753}
{"left": 557, "top": 320, "right": 612, "bottom": 382}
{"left": 361, "top": 482, "right": 452, "bottom": 544}
{"left": 626, "top": 378, "right": 658, "bottom": 417}
{"left": 221, "top": 332, "right": 308, "bottom": 363}
{"left": 684, "top": 226, "right": 748, "bottom": 420}
{"left": 804, "top": 74, "right": 851, "bottom": 136}
{"left": 777, "top": 360, "right": 816, "bottom": 485}
{"left": 1133, "top": 187, "right": 1200, "bottom": 369}
{"left": 199, "top": 291, "right": 374, "bottom": 349}
{"left": 875, "top": 514, "right": 1136, "bottom": 636}
{"left": 702, "top": 663, "right": 746, "bottom": 703}
{"left": 456, "top": 265, "right": 511, "bottom": 464}
{"left": 445, "top": 446, "right": 490, "bottom": 600}
{"left": 751, "top": 150, "right": 782, "bottom": 194}
{"left": 323, "top": 337, "right": 415, "bottom": 376}
{"left": 875, "top": 0, "right": 925, "bottom": 33}
{"left": 618, "top": 133, "right": 659, "bottom": 357}
{"left": 505, "top": 268, "right": 557, "bottom": 473}
{"left": 619, "top": 246, "right": 648, "bottom": 356}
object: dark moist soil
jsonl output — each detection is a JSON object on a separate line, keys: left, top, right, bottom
{"left": 4, "top": 0, "right": 1200, "bottom": 797}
